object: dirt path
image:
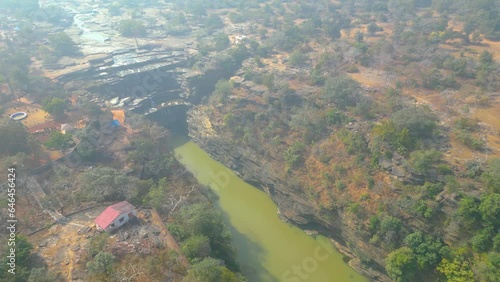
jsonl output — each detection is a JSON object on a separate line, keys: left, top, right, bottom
{"left": 148, "top": 209, "right": 190, "bottom": 268}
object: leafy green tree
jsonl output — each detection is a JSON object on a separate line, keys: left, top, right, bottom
{"left": 128, "top": 137, "right": 156, "bottom": 163}
{"left": 45, "top": 132, "right": 73, "bottom": 150}
{"left": 0, "top": 235, "right": 33, "bottom": 282}
{"left": 284, "top": 142, "right": 306, "bottom": 169}
{"left": 87, "top": 251, "right": 115, "bottom": 276}
{"left": 457, "top": 196, "right": 481, "bottom": 228}
{"left": 42, "top": 98, "right": 66, "bottom": 119}
{"left": 372, "top": 119, "right": 412, "bottom": 152}
{"left": 477, "top": 252, "right": 500, "bottom": 282}
{"left": 48, "top": 32, "right": 78, "bottom": 56}
{"left": 143, "top": 153, "right": 174, "bottom": 180}
{"left": 182, "top": 235, "right": 212, "bottom": 262}
{"left": 391, "top": 106, "right": 438, "bottom": 139}
{"left": 183, "top": 258, "right": 240, "bottom": 282}
{"left": 479, "top": 193, "right": 500, "bottom": 228}
{"left": 482, "top": 158, "right": 500, "bottom": 193}
{"left": 0, "top": 121, "right": 30, "bottom": 156}
{"left": 179, "top": 204, "right": 239, "bottom": 271}
{"left": 493, "top": 233, "right": 500, "bottom": 252}
{"left": 436, "top": 250, "right": 474, "bottom": 282}
{"left": 385, "top": 247, "right": 418, "bottom": 282}
{"left": 143, "top": 177, "right": 168, "bottom": 210}
{"left": 119, "top": 19, "right": 147, "bottom": 37}
{"left": 403, "top": 232, "right": 449, "bottom": 269}
{"left": 470, "top": 228, "right": 493, "bottom": 252}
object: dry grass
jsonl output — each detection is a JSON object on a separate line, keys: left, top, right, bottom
{"left": 473, "top": 100, "right": 500, "bottom": 157}
{"left": 347, "top": 66, "right": 390, "bottom": 89}
{"left": 5, "top": 103, "right": 51, "bottom": 128}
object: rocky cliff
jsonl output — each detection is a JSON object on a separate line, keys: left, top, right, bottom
{"left": 187, "top": 106, "right": 391, "bottom": 281}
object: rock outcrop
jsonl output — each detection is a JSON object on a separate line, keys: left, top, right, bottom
{"left": 187, "top": 106, "right": 391, "bottom": 281}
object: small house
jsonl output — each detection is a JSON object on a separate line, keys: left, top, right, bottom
{"left": 94, "top": 201, "right": 137, "bottom": 232}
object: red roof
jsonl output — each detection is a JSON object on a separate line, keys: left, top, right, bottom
{"left": 94, "top": 201, "right": 136, "bottom": 230}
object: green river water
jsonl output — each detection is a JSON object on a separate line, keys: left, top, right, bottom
{"left": 171, "top": 136, "right": 368, "bottom": 282}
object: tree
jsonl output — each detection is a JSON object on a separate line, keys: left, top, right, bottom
{"left": 481, "top": 158, "right": 500, "bottom": 193}
{"left": 48, "top": 32, "right": 78, "bottom": 56}
{"left": 479, "top": 193, "right": 500, "bottom": 228}
{"left": 436, "top": 251, "right": 474, "bottom": 282}
{"left": 477, "top": 252, "right": 500, "bottom": 282}
{"left": 367, "top": 22, "right": 381, "bottom": 35}
{"left": 392, "top": 106, "right": 438, "bottom": 139}
{"left": 385, "top": 247, "right": 418, "bottom": 282}
{"left": 212, "top": 79, "right": 233, "bottom": 103}
{"left": 82, "top": 101, "right": 102, "bottom": 117}
{"left": 205, "top": 14, "right": 224, "bottom": 30}
{"left": 214, "top": 33, "right": 230, "bottom": 51}
{"left": 42, "top": 98, "right": 66, "bottom": 119}
{"left": 179, "top": 204, "right": 239, "bottom": 271}
{"left": 288, "top": 49, "right": 307, "bottom": 67}
{"left": 355, "top": 31, "right": 365, "bottom": 42}
{"left": 480, "top": 51, "right": 493, "bottom": 65}
{"left": 470, "top": 228, "right": 493, "bottom": 252}
{"left": 79, "top": 167, "right": 137, "bottom": 201}
{"left": 87, "top": 251, "right": 115, "bottom": 276}
{"left": 143, "top": 153, "right": 174, "bottom": 180}
{"left": 457, "top": 196, "right": 481, "bottom": 228}
{"left": 323, "top": 76, "right": 360, "bottom": 109}
{"left": 143, "top": 178, "right": 168, "bottom": 210}
{"left": 0, "top": 121, "right": 30, "bottom": 156}
{"left": 182, "top": 235, "right": 212, "bottom": 262}
{"left": 403, "top": 232, "right": 449, "bottom": 270}
{"left": 183, "top": 258, "right": 240, "bottom": 282}
{"left": 119, "top": 19, "right": 147, "bottom": 37}
{"left": 284, "top": 142, "right": 306, "bottom": 169}
{"left": 409, "top": 149, "right": 442, "bottom": 176}
{"left": 0, "top": 235, "right": 33, "bottom": 282}
{"left": 45, "top": 131, "right": 74, "bottom": 150}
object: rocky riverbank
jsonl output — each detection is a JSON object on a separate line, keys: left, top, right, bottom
{"left": 187, "top": 106, "right": 391, "bottom": 282}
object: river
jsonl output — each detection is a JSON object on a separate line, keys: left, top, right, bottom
{"left": 171, "top": 136, "right": 368, "bottom": 282}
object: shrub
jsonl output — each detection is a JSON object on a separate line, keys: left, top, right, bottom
{"left": 323, "top": 76, "right": 361, "bottom": 109}
{"left": 409, "top": 149, "right": 442, "bottom": 176}
{"left": 470, "top": 228, "right": 493, "bottom": 252}
{"left": 87, "top": 251, "right": 115, "bottom": 276}
{"left": 392, "top": 106, "right": 438, "bottom": 139}
{"left": 284, "top": 142, "right": 306, "bottom": 169}
{"left": 119, "top": 19, "right": 147, "bottom": 37}
{"left": 385, "top": 247, "right": 418, "bottom": 282}
{"left": 481, "top": 158, "right": 500, "bottom": 193}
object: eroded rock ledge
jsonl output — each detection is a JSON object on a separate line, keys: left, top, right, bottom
{"left": 187, "top": 106, "right": 391, "bottom": 282}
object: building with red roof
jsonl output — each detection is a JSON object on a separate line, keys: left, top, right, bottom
{"left": 94, "top": 201, "right": 137, "bottom": 232}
